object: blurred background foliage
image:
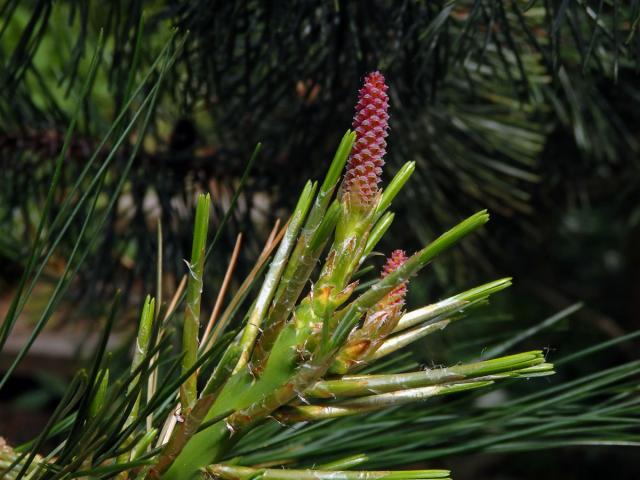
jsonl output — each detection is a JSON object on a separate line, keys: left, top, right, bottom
{"left": 1, "top": 1, "right": 639, "bottom": 478}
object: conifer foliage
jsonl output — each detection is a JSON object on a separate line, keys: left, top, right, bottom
{"left": 2, "top": 3, "right": 640, "bottom": 478}
{"left": 1, "top": 73, "right": 557, "bottom": 480}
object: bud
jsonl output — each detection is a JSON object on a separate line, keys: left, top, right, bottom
{"left": 377, "top": 249, "right": 408, "bottom": 308}
{"left": 343, "top": 71, "right": 390, "bottom": 207}
{"left": 331, "top": 249, "right": 408, "bottom": 373}
{"left": 364, "top": 249, "right": 408, "bottom": 334}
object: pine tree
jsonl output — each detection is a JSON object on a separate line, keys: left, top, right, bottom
{"left": 1, "top": 3, "right": 639, "bottom": 478}
{"left": 1, "top": 69, "right": 638, "bottom": 480}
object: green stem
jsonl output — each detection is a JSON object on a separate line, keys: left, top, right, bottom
{"left": 252, "top": 131, "right": 355, "bottom": 366}
{"left": 318, "top": 454, "right": 369, "bottom": 470}
{"left": 117, "top": 297, "right": 155, "bottom": 469}
{"left": 181, "top": 194, "right": 211, "bottom": 409}
{"left": 232, "top": 181, "right": 316, "bottom": 374}
{"left": 311, "top": 351, "right": 548, "bottom": 398}
{"left": 276, "top": 381, "right": 494, "bottom": 422}
{"left": 393, "top": 278, "right": 511, "bottom": 333}
{"left": 366, "top": 320, "right": 453, "bottom": 363}
{"left": 207, "top": 464, "right": 451, "bottom": 479}
{"left": 131, "top": 297, "right": 155, "bottom": 419}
